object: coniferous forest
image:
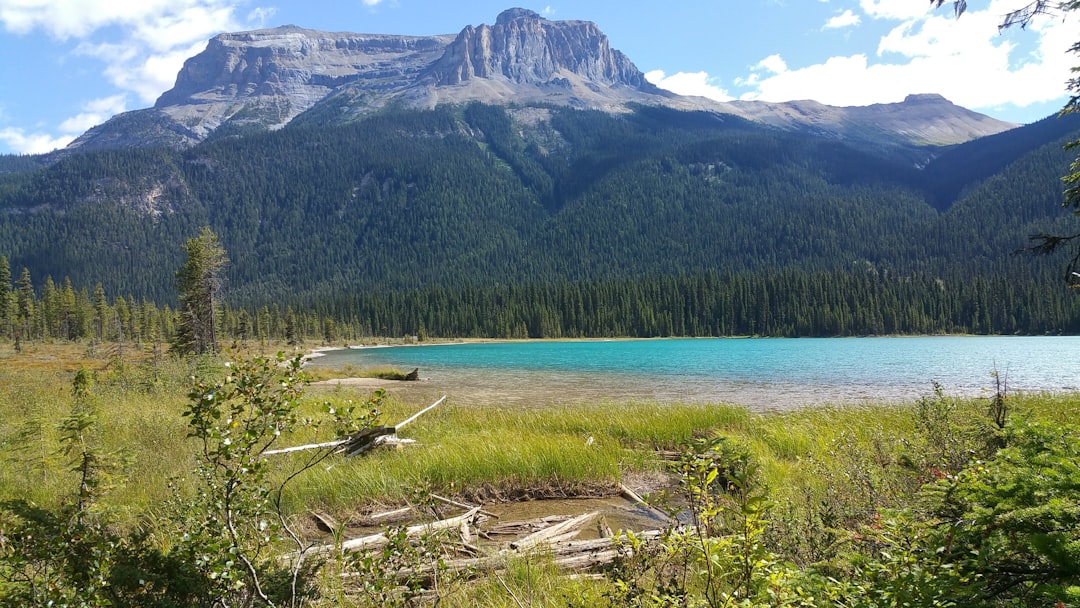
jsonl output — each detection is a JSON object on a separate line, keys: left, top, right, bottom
{"left": 2, "top": 103, "right": 1080, "bottom": 340}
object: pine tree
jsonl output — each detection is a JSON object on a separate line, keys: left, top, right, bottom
{"left": 172, "top": 227, "right": 228, "bottom": 355}
{"left": 0, "top": 256, "right": 12, "bottom": 339}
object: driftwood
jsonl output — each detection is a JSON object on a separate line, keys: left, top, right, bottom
{"left": 342, "top": 529, "right": 665, "bottom": 589}
{"left": 430, "top": 493, "right": 499, "bottom": 519}
{"left": 370, "top": 506, "right": 413, "bottom": 521}
{"left": 620, "top": 483, "right": 674, "bottom": 523}
{"left": 341, "top": 426, "right": 397, "bottom": 456}
{"left": 509, "top": 511, "right": 598, "bottom": 551}
{"left": 312, "top": 512, "right": 340, "bottom": 533}
{"left": 262, "top": 395, "right": 445, "bottom": 457}
{"left": 486, "top": 515, "right": 571, "bottom": 536}
{"left": 299, "top": 507, "right": 481, "bottom": 560}
{"left": 404, "top": 368, "right": 420, "bottom": 381}
{"left": 335, "top": 507, "right": 481, "bottom": 553}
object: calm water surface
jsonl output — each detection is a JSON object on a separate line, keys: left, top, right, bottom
{"left": 308, "top": 337, "right": 1080, "bottom": 410}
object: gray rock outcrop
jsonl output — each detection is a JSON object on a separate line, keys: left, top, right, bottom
{"left": 65, "top": 9, "right": 1017, "bottom": 153}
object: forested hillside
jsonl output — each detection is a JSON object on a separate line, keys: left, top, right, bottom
{"left": 1, "top": 103, "right": 1078, "bottom": 337}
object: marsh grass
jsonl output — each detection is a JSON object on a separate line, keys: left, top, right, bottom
{"left": 4, "top": 343, "right": 1080, "bottom": 540}
{"left": 302, "top": 363, "right": 414, "bottom": 382}
{"left": 440, "top": 553, "right": 610, "bottom": 608}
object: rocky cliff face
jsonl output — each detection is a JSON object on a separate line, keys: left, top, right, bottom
{"left": 66, "top": 8, "right": 1017, "bottom": 154}
{"left": 427, "top": 8, "right": 650, "bottom": 88}
{"left": 152, "top": 26, "right": 453, "bottom": 138}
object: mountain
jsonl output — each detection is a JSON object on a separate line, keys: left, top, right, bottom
{"left": 2, "top": 102, "right": 1076, "bottom": 312}
{"left": 65, "top": 8, "right": 1015, "bottom": 154}
{"left": 3, "top": 8, "right": 1076, "bottom": 336}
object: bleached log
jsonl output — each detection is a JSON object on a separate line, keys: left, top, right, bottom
{"left": 370, "top": 506, "right": 412, "bottom": 521}
{"left": 430, "top": 493, "right": 499, "bottom": 519}
{"left": 263, "top": 438, "right": 348, "bottom": 456}
{"left": 620, "top": 483, "right": 673, "bottom": 523}
{"left": 312, "top": 511, "right": 340, "bottom": 533}
{"left": 336, "top": 507, "right": 481, "bottom": 552}
{"left": 345, "top": 395, "right": 444, "bottom": 456}
{"left": 486, "top": 515, "right": 570, "bottom": 536}
{"left": 341, "top": 529, "right": 664, "bottom": 587}
{"left": 459, "top": 520, "right": 473, "bottom": 545}
{"left": 395, "top": 395, "right": 446, "bottom": 431}
{"left": 509, "top": 511, "right": 598, "bottom": 551}
{"left": 264, "top": 395, "right": 444, "bottom": 457}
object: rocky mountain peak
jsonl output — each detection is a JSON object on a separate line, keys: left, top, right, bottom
{"left": 427, "top": 7, "right": 653, "bottom": 90}
{"left": 64, "top": 10, "right": 1017, "bottom": 153}
{"left": 495, "top": 7, "right": 543, "bottom": 25}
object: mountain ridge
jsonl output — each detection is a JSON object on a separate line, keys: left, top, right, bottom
{"left": 64, "top": 8, "right": 1016, "bottom": 154}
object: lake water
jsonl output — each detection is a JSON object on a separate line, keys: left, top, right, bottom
{"left": 307, "top": 337, "right": 1080, "bottom": 410}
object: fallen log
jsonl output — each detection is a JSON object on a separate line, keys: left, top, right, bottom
{"left": 370, "top": 506, "right": 413, "bottom": 521}
{"left": 262, "top": 395, "right": 445, "bottom": 457}
{"left": 336, "top": 507, "right": 481, "bottom": 553}
{"left": 312, "top": 511, "right": 340, "bottom": 533}
{"left": 430, "top": 493, "right": 499, "bottom": 519}
{"left": 510, "top": 511, "right": 598, "bottom": 551}
{"left": 486, "top": 515, "right": 571, "bottom": 536}
{"left": 394, "top": 395, "right": 446, "bottom": 431}
{"left": 620, "top": 483, "right": 674, "bottom": 523}
{"left": 346, "top": 396, "right": 445, "bottom": 456}
{"left": 342, "top": 529, "right": 665, "bottom": 588}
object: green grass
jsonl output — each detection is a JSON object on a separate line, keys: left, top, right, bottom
{"left": 4, "top": 343, "right": 1080, "bottom": 533}
{"left": 303, "top": 363, "right": 416, "bottom": 382}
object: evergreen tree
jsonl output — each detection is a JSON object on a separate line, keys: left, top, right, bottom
{"left": 172, "top": 227, "right": 228, "bottom": 355}
{"left": 15, "top": 268, "right": 34, "bottom": 341}
{"left": 0, "top": 255, "right": 12, "bottom": 339}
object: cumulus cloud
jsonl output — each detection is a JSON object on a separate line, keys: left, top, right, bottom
{"left": 859, "top": 0, "right": 933, "bottom": 21}
{"left": 0, "top": 127, "right": 73, "bottom": 155}
{"left": 755, "top": 54, "right": 789, "bottom": 74}
{"left": 0, "top": 94, "right": 131, "bottom": 154}
{"left": 736, "top": 1, "right": 1075, "bottom": 114}
{"left": 0, "top": 0, "right": 270, "bottom": 149}
{"left": 645, "top": 70, "right": 733, "bottom": 102}
{"left": 58, "top": 95, "right": 128, "bottom": 133}
{"left": 824, "top": 9, "right": 861, "bottom": 29}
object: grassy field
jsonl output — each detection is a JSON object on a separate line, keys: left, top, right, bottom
{"left": 3, "top": 341, "right": 1076, "bottom": 521}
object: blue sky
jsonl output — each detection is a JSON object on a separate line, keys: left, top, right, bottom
{"left": 0, "top": 0, "right": 1075, "bottom": 155}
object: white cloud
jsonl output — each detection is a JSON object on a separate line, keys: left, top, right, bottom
{"left": 0, "top": 94, "right": 130, "bottom": 154}
{"left": 0, "top": 127, "right": 73, "bottom": 155}
{"left": 755, "top": 54, "right": 788, "bottom": 74}
{"left": 541, "top": 5, "right": 556, "bottom": 18}
{"left": 859, "top": 0, "right": 932, "bottom": 21}
{"left": 0, "top": 1, "right": 272, "bottom": 148}
{"left": 734, "top": 2, "right": 1075, "bottom": 115}
{"left": 58, "top": 95, "right": 128, "bottom": 133}
{"left": 0, "top": 0, "right": 236, "bottom": 39}
{"left": 824, "top": 9, "right": 861, "bottom": 29}
{"left": 645, "top": 70, "right": 733, "bottom": 102}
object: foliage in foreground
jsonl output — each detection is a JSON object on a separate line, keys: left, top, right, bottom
{"left": 605, "top": 389, "right": 1080, "bottom": 608}
{"left": 1, "top": 350, "right": 1079, "bottom": 606}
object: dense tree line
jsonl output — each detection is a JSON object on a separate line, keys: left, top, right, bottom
{"left": 300, "top": 267, "right": 1080, "bottom": 339}
{"left": 4, "top": 254, "right": 1077, "bottom": 345}
{"left": 1, "top": 104, "right": 1078, "bottom": 310}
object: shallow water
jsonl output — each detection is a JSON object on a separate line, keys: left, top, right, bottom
{"left": 309, "top": 336, "right": 1080, "bottom": 410}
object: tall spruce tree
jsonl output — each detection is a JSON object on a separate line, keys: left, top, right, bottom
{"left": 0, "top": 255, "right": 11, "bottom": 339}
{"left": 172, "top": 227, "right": 228, "bottom": 355}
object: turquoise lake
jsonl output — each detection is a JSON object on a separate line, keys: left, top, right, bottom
{"left": 307, "top": 337, "right": 1080, "bottom": 410}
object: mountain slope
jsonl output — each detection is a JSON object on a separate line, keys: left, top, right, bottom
{"left": 64, "top": 8, "right": 1015, "bottom": 155}
{"left": 0, "top": 103, "right": 1074, "bottom": 307}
